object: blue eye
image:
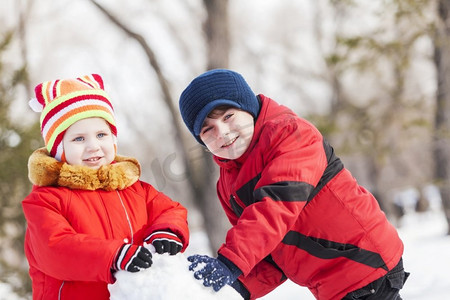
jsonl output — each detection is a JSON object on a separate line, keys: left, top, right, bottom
{"left": 97, "top": 132, "right": 107, "bottom": 138}
{"left": 224, "top": 113, "right": 233, "bottom": 120}
{"left": 73, "top": 137, "right": 84, "bottom": 142}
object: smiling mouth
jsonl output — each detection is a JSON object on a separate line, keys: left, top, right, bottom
{"left": 222, "top": 136, "right": 238, "bottom": 147}
{"left": 84, "top": 157, "right": 102, "bottom": 162}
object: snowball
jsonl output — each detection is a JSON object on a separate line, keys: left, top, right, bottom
{"left": 108, "top": 245, "right": 241, "bottom": 300}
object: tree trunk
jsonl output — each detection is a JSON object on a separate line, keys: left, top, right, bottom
{"left": 433, "top": 0, "right": 450, "bottom": 234}
{"left": 203, "top": 0, "right": 230, "bottom": 70}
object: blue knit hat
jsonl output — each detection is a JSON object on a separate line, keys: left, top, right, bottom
{"left": 179, "top": 69, "right": 260, "bottom": 144}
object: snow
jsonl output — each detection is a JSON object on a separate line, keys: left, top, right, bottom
{"left": 0, "top": 282, "right": 23, "bottom": 300}
{"left": 396, "top": 211, "right": 450, "bottom": 299}
{"left": 108, "top": 244, "right": 241, "bottom": 300}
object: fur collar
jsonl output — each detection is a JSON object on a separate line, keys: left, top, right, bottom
{"left": 28, "top": 148, "right": 141, "bottom": 191}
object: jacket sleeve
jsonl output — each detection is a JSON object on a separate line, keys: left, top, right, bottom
{"left": 218, "top": 118, "right": 328, "bottom": 275}
{"left": 238, "top": 257, "right": 287, "bottom": 299}
{"left": 22, "top": 189, "right": 123, "bottom": 283}
{"left": 141, "top": 182, "right": 189, "bottom": 251}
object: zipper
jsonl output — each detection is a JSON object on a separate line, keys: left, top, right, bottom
{"left": 116, "top": 191, "right": 134, "bottom": 244}
{"left": 58, "top": 192, "right": 133, "bottom": 300}
{"left": 58, "top": 281, "right": 64, "bottom": 300}
{"left": 230, "top": 194, "right": 245, "bottom": 217}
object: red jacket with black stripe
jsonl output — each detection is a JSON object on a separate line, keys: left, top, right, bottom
{"left": 215, "top": 95, "right": 403, "bottom": 300}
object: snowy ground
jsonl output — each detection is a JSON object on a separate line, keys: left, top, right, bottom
{"left": 1, "top": 209, "right": 448, "bottom": 300}
{"left": 396, "top": 211, "right": 450, "bottom": 299}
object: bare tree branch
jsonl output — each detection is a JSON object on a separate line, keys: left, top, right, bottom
{"left": 89, "top": 0, "right": 180, "bottom": 131}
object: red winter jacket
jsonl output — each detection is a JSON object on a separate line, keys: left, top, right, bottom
{"left": 216, "top": 95, "right": 403, "bottom": 300}
{"left": 22, "top": 149, "right": 189, "bottom": 300}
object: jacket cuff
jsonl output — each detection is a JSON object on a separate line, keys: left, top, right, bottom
{"left": 217, "top": 254, "right": 243, "bottom": 279}
{"left": 231, "top": 279, "right": 251, "bottom": 300}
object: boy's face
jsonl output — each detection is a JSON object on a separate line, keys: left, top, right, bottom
{"left": 200, "top": 108, "right": 254, "bottom": 160}
{"left": 62, "top": 117, "right": 115, "bottom": 169}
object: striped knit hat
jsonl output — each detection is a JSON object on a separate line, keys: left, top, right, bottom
{"left": 29, "top": 74, "right": 117, "bottom": 161}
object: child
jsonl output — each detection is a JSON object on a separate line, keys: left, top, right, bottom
{"left": 179, "top": 69, "right": 409, "bottom": 300}
{"left": 23, "top": 74, "right": 189, "bottom": 300}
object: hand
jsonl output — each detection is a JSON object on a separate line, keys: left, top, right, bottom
{"left": 187, "top": 254, "right": 242, "bottom": 292}
{"left": 114, "top": 244, "right": 152, "bottom": 272}
{"left": 144, "top": 230, "right": 183, "bottom": 255}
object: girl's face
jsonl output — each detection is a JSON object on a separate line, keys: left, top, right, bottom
{"left": 199, "top": 108, "right": 254, "bottom": 160}
{"left": 62, "top": 117, "right": 115, "bottom": 169}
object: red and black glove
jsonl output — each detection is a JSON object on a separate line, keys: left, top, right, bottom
{"left": 114, "top": 244, "right": 152, "bottom": 272}
{"left": 144, "top": 230, "right": 183, "bottom": 255}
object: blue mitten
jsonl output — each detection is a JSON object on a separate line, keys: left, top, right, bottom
{"left": 187, "top": 254, "right": 242, "bottom": 292}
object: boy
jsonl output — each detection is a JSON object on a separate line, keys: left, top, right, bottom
{"left": 179, "top": 69, "right": 408, "bottom": 300}
{"left": 23, "top": 74, "right": 189, "bottom": 299}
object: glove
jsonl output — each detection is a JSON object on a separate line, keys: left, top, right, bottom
{"left": 144, "top": 230, "right": 183, "bottom": 255}
{"left": 114, "top": 244, "right": 152, "bottom": 272}
{"left": 187, "top": 254, "right": 242, "bottom": 292}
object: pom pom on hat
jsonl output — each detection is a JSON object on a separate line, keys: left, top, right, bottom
{"left": 179, "top": 69, "right": 260, "bottom": 144}
{"left": 29, "top": 97, "right": 44, "bottom": 112}
{"left": 30, "top": 74, "right": 117, "bottom": 161}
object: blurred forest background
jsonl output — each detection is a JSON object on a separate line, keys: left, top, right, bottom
{"left": 1, "top": 0, "right": 450, "bottom": 298}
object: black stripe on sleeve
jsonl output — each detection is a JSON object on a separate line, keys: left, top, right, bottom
{"left": 254, "top": 181, "right": 314, "bottom": 202}
{"left": 282, "top": 231, "right": 388, "bottom": 271}
{"left": 308, "top": 139, "right": 344, "bottom": 201}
